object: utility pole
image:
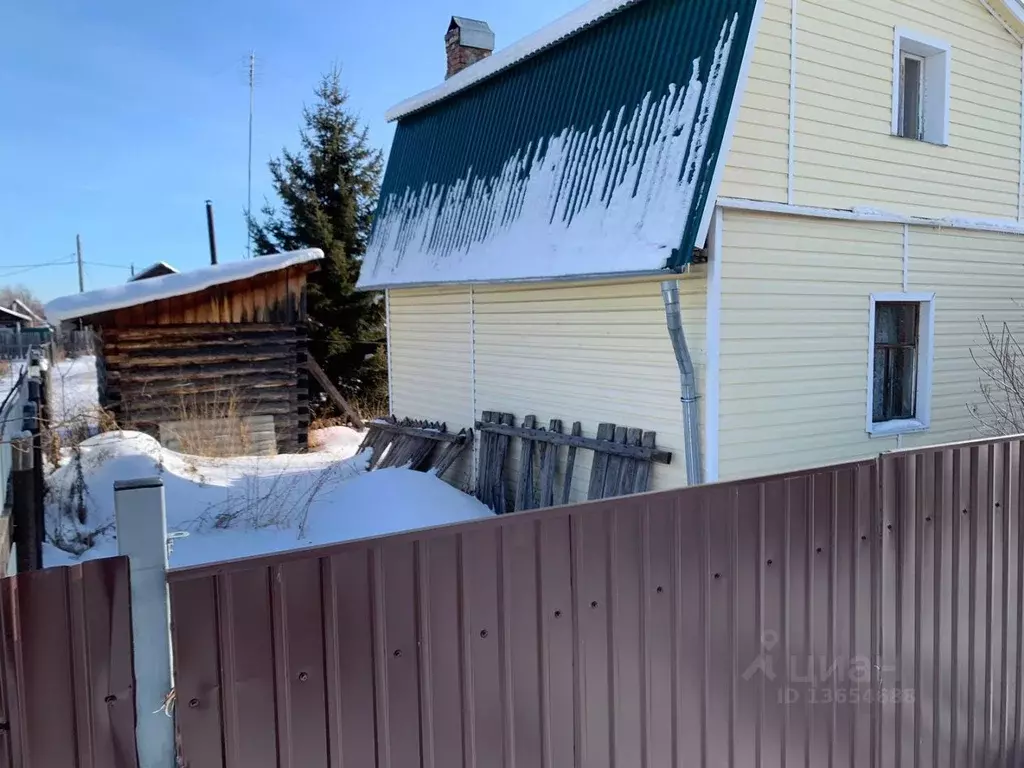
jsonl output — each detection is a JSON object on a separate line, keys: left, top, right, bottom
{"left": 247, "top": 50, "right": 255, "bottom": 260}
{"left": 76, "top": 234, "right": 84, "bottom": 293}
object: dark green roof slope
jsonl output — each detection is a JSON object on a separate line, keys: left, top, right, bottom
{"left": 359, "top": 0, "right": 761, "bottom": 289}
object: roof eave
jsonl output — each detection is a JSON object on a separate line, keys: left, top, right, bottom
{"left": 984, "top": 0, "right": 1024, "bottom": 39}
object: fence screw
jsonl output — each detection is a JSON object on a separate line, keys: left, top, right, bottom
{"left": 713, "top": 573, "right": 721, "bottom": 580}
{"left": 554, "top": 610, "right": 562, "bottom": 618}
{"left": 766, "top": 560, "right": 773, "bottom": 567}
{"left": 480, "top": 629, "right": 488, "bottom": 639}
{"left": 393, "top": 649, "right": 402, "bottom": 658}
{"left": 298, "top": 672, "right": 309, "bottom": 682}
{"left": 189, "top": 698, "right": 200, "bottom": 709}
{"left": 590, "top": 600, "right": 599, "bottom": 608}
{"left": 815, "top": 547, "right": 822, "bottom": 554}
{"left": 105, "top": 695, "right": 117, "bottom": 704}
{"left": 656, "top": 586, "right": 664, "bottom": 593}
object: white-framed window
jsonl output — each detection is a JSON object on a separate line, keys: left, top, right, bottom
{"left": 866, "top": 292, "right": 935, "bottom": 436}
{"left": 891, "top": 28, "right": 951, "bottom": 145}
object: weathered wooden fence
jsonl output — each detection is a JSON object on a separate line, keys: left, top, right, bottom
{"left": 475, "top": 410, "right": 672, "bottom": 513}
{"left": 0, "top": 331, "right": 51, "bottom": 362}
{"left": 0, "top": 367, "right": 27, "bottom": 576}
{"left": 359, "top": 417, "right": 473, "bottom": 474}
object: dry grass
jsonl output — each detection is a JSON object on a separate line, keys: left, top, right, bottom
{"left": 350, "top": 391, "right": 390, "bottom": 421}
{"left": 119, "top": 384, "right": 273, "bottom": 459}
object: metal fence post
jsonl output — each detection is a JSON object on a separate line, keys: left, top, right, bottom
{"left": 114, "top": 477, "right": 175, "bottom": 768}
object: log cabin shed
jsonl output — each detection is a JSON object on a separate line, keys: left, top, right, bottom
{"left": 45, "top": 249, "right": 323, "bottom": 454}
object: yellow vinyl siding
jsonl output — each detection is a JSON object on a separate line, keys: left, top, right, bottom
{"left": 719, "top": 0, "right": 791, "bottom": 202}
{"left": 793, "top": 0, "right": 1022, "bottom": 218}
{"left": 718, "top": 209, "right": 1024, "bottom": 480}
{"left": 472, "top": 276, "right": 706, "bottom": 501}
{"left": 387, "top": 286, "right": 473, "bottom": 488}
{"left": 717, "top": 210, "right": 903, "bottom": 479}
{"left": 901, "top": 227, "right": 1024, "bottom": 447}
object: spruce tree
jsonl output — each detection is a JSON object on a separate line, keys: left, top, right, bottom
{"left": 249, "top": 67, "right": 386, "bottom": 412}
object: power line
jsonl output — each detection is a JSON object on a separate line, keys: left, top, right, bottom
{"left": 0, "top": 260, "right": 76, "bottom": 270}
{"left": 82, "top": 260, "right": 133, "bottom": 270}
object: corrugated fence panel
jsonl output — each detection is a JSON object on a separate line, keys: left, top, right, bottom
{"left": 169, "top": 437, "right": 1024, "bottom": 767}
{"left": 0, "top": 557, "right": 136, "bottom": 768}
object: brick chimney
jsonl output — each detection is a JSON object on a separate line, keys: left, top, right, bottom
{"left": 446, "top": 17, "right": 495, "bottom": 79}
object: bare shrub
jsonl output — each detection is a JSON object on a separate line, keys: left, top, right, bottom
{"left": 188, "top": 457, "right": 351, "bottom": 536}
{"left": 970, "top": 315, "right": 1024, "bottom": 435}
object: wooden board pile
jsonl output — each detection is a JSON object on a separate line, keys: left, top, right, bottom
{"left": 475, "top": 411, "right": 672, "bottom": 514}
{"left": 358, "top": 417, "right": 473, "bottom": 475}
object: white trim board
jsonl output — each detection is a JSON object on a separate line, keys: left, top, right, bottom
{"left": 902, "top": 224, "right": 909, "bottom": 291}
{"left": 718, "top": 197, "right": 1024, "bottom": 235}
{"left": 865, "top": 292, "right": 936, "bottom": 437}
{"left": 981, "top": 0, "right": 1024, "bottom": 41}
{"left": 1019, "top": 44, "right": 1024, "bottom": 221}
{"left": 469, "top": 284, "right": 479, "bottom": 489}
{"left": 695, "top": 0, "right": 766, "bottom": 248}
{"left": 385, "top": 288, "right": 394, "bottom": 415}
{"left": 787, "top": 0, "right": 797, "bottom": 204}
{"left": 703, "top": 207, "right": 723, "bottom": 483}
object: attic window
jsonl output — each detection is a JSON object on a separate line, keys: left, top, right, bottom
{"left": 892, "top": 29, "right": 950, "bottom": 145}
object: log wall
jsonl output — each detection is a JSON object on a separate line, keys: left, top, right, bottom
{"left": 99, "top": 324, "right": 309, "bottom": 453}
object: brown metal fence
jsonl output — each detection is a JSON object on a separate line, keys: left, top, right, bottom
{"left": 168, "top": 435, "right": 1024, "bottom": 767}
{"left": 0, "top": 557, "right": 137, "bottom": 768}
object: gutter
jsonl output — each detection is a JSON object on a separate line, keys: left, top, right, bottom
{"left": 660, "top": 280, "right": 704, "bottom": 485}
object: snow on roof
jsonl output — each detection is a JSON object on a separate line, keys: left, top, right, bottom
{"left": 130, "top": 261, "right": 179, "bottom": 281}
{"left": 45, "top": 248, "right": 323, "bottom": 323}
{"left": 386, "top": 0, "right": 642, "bottom": 121}
{"left": 0, "top": 305, "right": 33, "bottom": 324}
{"left": 361, "top": 12, "right": 742, "bottom": 288}
{"left": 10, "top": 299, "right": 45, "bottom": 324}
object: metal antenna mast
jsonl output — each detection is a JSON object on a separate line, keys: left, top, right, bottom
{"left": 247, "top": 50, "right": 255, "bottom": 259}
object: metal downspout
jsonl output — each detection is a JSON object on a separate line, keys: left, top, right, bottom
{"left": 661, "top": 280, "right": 704, "bottom": 484}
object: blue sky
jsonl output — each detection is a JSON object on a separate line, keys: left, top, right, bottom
{"left": 0, "top": 0, "right": 580, "bottom": 301}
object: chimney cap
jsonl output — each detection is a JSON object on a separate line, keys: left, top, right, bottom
{"left": 448, "top": 16, "right": 495, "bottom": 51}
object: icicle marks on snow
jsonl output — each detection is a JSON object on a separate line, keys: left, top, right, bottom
{"left": 362, "top": 14, "right": 740, "bottom": 285}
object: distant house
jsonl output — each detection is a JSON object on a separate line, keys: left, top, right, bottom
{"left": 0, "top": 306, "right": 33, "bottom": 330}
{"left": 46, "top": 250, "right": 322, "bottom": 454}
{"left": 8, "top": 300, "right": 47, "bottom": 328}
{"left": 362, "top": 0, "right": 1024, "bottom": 498}
{"left": 129, "top": 262, "right": 179, "bottom": 282}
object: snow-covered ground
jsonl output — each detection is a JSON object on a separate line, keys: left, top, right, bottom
{"left": 44, "top": 427, "right": 493, "bottom": 569}
{"left": 49, "top": 355, "right": 100, "bottom": 429}
{"left": 0, "top": 360, "right": 25, "bottom": 407}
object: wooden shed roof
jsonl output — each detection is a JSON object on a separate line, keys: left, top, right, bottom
{"left": 45, "top": 248, "right": 323, "bottom": 323}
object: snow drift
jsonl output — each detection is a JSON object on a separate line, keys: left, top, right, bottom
{"left": 45, "top": 430, "right": 493, "bottom": 569}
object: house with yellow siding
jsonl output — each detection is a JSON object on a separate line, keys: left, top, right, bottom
{"left": 359, "top": 0, "right": 1024, "bottom": 501}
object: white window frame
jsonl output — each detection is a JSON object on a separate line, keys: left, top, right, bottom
{"left": 891, "top": 28, "right": 951, "bottom": 146}
{"left": 866, "top": 292, "right": 936, "bottom": 437}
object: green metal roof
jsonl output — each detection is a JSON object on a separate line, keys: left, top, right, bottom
{"left": 358, "top": 0, "right": 761, "bottom": 289}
